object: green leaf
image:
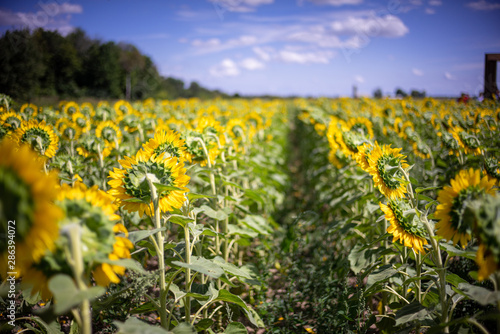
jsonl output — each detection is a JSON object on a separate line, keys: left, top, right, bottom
{"left": 171, "top": 256, "right": 225, "bottom": 278}
{"left": 114, "top": 317, "right": 170, "bottom": 334}
{"left": 366, "top": 264, "right": 400, "bottom": 290}
{"left": 214, "top": 289, "right": 249, "bottom": 311}
{"left": 440, "top": 243, "right": 477, "bottom": 260}
{"left": 200, "top": 205, "right": 229, "bottom": 221}
{"left": 227, "top": 224, "right": 258, "bottom": 238}
{"left": 168, "top": 215, "right": 194, "bottom": 228}
{"left": 224, "top": 322, "right": 248, "bottom": 334}
{"left": 395, "top": 302, "right": 433, "bottom": 326}
{"left": 130, "top": 301, "right": 158, "bottom": 315}
{"left": 446, "top": 273, "right": 468, "bottom": 288}
{"left": 239, "top": 215, "right": 272, "bottom": 235}
{"left": 188, "top": 193, "right": 216, "bottom": 201}
{"left": 153, "top": 183, "right": 183, "bottom": 194}
{"left": 169, "top": 283, "right": 187, "bottom": 302}
{"left": 195, "top": 319, "right": 214, "bottom": 332}
{"left": 212, "top": 256, "right": 253, "bottom": 279}
{"left": 48, "top": 274, "right": 106, "bottom": 315}
{"left": 417, "top": 194, "right": 436, "bottom": 203}
{"left": 171, "top": 322, "right": 197, "bottom": 334}
{"left": 25, "top": 317, "right": 63, "bottom": 334}
{"left": 99, "top": 258, "right": 146, "bottom": 274}
{"left": 457, "top": 283, "right": 500, "bottom": 306}
{"left": 126, "top": 228, "right": 166, "bottom": 244}
{"left": 415, "top": 186, "right": 439, "bottom": 193}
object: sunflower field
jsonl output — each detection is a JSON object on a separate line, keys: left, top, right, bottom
{"left": 0, "top": 94, "right": 500, "bottom": 333}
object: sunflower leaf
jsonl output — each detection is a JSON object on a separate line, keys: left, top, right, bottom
{"left": 153, "top": 183, "right": 183, "bottom": 194}
{"left": 48, "top": 274, "right": 106, "bottom": 315}
{"left": 126, "top": 227, "right": 166, "bottom": 244}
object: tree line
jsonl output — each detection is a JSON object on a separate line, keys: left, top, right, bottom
{"left": 0, "top": 28, "right": 227, "bottom": 101}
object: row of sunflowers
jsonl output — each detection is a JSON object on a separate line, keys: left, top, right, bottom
{"left": 0, "top": 96, "right": 289, "bottom": 333}
{"left": 293, "top": 97, "right": 500, "bottom": 333}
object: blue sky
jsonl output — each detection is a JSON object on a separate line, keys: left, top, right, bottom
{"left": 1, "top": 0, "right": 500, "bottom": 97}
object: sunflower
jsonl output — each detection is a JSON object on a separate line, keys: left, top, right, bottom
{"left": 20, "top": 103, "right": 38, "bottom": 117}
{"left": 451, "top": 127, "right": 482, "bottom": 156}
{"left": 475, "top": 243, "right": 497, "bottom": 281}
{"left": 80, "top": 102, "right": 94, "bottom": 116}
{"left": 11, "top": 120, "right": 59, "bottom": 159}
{"left": 0, "top": 111, "right": 24, "bottom": 130}
{"left": 56, "top": 182, "right": 133, "bottom": 287}
{"left": 435, "top": 169, "right": 497, "bottom": 248}
{"left": 0, "top": 139, "right": 62, "bottom": 279}
{"left": 108, "top": 153, "right": 190, "bottom": 217}
{"left": 346, "top": 117, "right": 374, "bottom": 139}
{"left": 62, "top": 101, "right": 80, "bottom": 116}
{"left": 380, "top": 199, "right": 428, "bottom": 253}
{"left": 484, "top": 158, "right": 500, "bottom": 182}
{"left": 56, "top": 118, "right": 82, "bottom": 141}
{"left": 183, "top": 130, "right": 220, "bottom": 167}
{"left": 335, "top": 122, "right": 369, "bottom": 158}
{"left": 412, "top": 141, "right": 431, "bottom": 160}
{"left": 139, "top": 129, "right": 189, "bottom": 162}
{"left": 355, "top": 142, "right": 373, "bottom": 173}
{"left": 367, "top": 143, "right": 409, "bottom": 199}
{"left": 95, "top": 120, "right": 123, "bottom": 147}
{"left": 72, "top": 112, "right": 91, "bottom": 133}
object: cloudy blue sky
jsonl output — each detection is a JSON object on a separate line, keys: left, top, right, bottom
{"left": 1, "top": 0, "right": 500, "bottom": 97}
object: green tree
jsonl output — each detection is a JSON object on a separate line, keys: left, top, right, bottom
{"left": 0, "top": 29, "right": 45, "bottom": 100}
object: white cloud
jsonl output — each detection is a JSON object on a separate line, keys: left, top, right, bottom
{"left": 428, "top": 0, "right": 442, "bottom": 5}
{"left": 209, "top": 0, "right": 274, "bottom": 13}
{"left": 354, "top": 75, "right": 365, "bottom": 83}
{"left": 329, "top": 15, "right": 409, "bottom": 38}
{"left": 191, "top": 35, "right": 258, "bottom": 53}
{"left": 307, "top": 0, "right": 363, "bottom": 5}
{"left": 425, "top": 7, "right": 436, "bottom": 14}
{"left": 412, "top": 68, "right": 424, "bottom": 76}
{"left": 240, "top": 57, "right": 265, "bottom": 70}
{"left": 192, "top": 38, "right": 221, "bottom": 47}
{"left": 209, "top": 59, "right": 240, "bottom": 77}
{"left": 466, "top": 0, "right": 500, "bottom": 10}
{"left": 253, "top": 46, "right": 272, "bottom": 61}
{"left": 277, "top": 50, "right": 334, "bottom": 64}
{"left": 0, "top": 3, "right": 83, "bottom": 35}
{"left": 444, "top": 72, "right": 456, "bottom": 80}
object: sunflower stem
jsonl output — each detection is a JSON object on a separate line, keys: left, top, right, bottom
{"left": 67, "top": 224, "right": 92, "bottom": 334}
{"left": 184, "top": 223, "right": 192, "bottom": 324}
{"left": 146, "top": 175, "right": 168, "bottom": 329}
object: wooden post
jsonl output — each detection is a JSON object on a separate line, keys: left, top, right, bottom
{"left": 484, "top": 54, "right": 500, "bottom": 99}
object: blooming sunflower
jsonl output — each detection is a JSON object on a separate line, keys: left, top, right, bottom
{"left": 484, "top": 158, "right": 500, "bottom": 182}
{"left": 451, "top": 127, "right": 481, "bottom": 156}
{"left": 335, "top": 122, "right": 369, "bottom": 158}
{"left": 56, "top": 182, "right": 133, "bottom": 287}
{"left": 346, "top": 117, "right": 374, "bottom": 139}
{"left": 0, "top": 139, "right": 62, "bottom": 279}
{"left": 108, "top": 153, "right": 190, "bottom": 217}
{"left": 20, "top": 103, "right": 38, "bottom": 117}
{"left": 367, "top": 143, "right": 409, "bottom": 199}
{"left": 183, "top": 130, "right": 220, "bottom": 167}
{"left": 95, "top": 120, "right": 123, "bottom": 147}
{"left": 435, "top": 169, "right": 497, "bottom": 248}
{"left": 62, "top": 101, "right": 80, "bottom": 116}
{"left": 380, "top": 199, "right": 428, "bottom": 253}
{"left": 72, "top": 112, "right": 91, "bottom": 133}
{"left": 11, "top": 120, "right": 59, "bottom": 159}
{"left": 56, "top": 118, "right": 82, "bottom": 141}
{"left": 0, "top": 111, "right": 24, "bottom": 130}
{"left": 139, "top": 129, "right": 189, "bottom": 162}
{"left": 476, "top": 243, "right": 497, "bottom": 281}
{"left": 355, "top": 142, "right": 373, "bottom": 173}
